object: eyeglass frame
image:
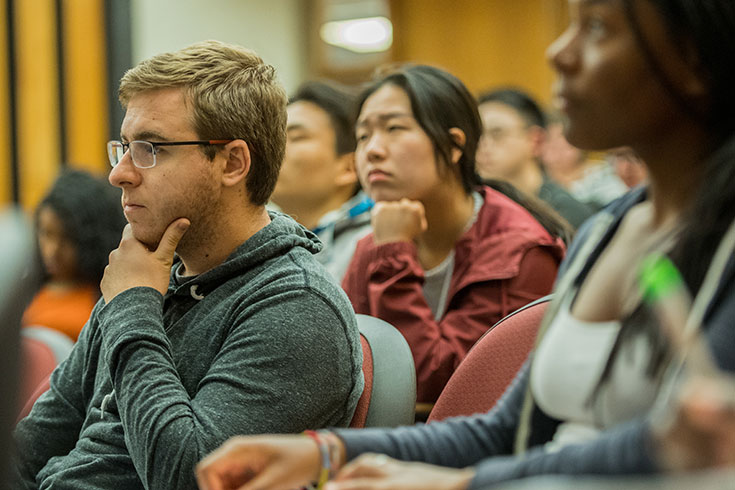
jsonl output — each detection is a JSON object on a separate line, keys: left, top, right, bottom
{"left": 480, "top": 124, "right": 536, "bottom": 143}
{"left": 106, "top": 139, "right": 238, "bottom": 169}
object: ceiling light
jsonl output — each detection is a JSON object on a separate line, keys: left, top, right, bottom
{"left": 320, "top": 16, "right": 393, "bottom": 53}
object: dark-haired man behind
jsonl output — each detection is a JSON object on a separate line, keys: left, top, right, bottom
{"left": 476, "top": 88, "right": 593, "bottom": 229}
{"left": 13, "top": 41, "right": 363, "bottom": 490}
{"left": 271, "top": 80, "right": 372, "bottom": 282}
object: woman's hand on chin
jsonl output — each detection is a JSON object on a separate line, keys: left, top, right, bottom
{"left": 371, "top": 198, "right": 427, "bottom": 245}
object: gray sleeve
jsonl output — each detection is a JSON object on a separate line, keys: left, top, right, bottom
{"left": 13, "top": 314, "right": 96, "bottom": 487}
{"left": 98, "top": 286, "right": 359, "bottom": 490}
{"left": 335, "top": 362, "right": 531, "bottom": 467}
{"left": 336, "top": 359, "right": 659, "bottom": 489}
{"left": 468, "top": 418, "right": 659, "bottom": 489}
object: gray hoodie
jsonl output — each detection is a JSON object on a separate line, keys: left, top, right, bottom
{"left": 14, "top": 212, "right": 363, "bottom": 490}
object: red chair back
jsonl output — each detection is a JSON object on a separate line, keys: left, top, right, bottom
{"left": 428, "top": 296, "right": 550, "bottom": 422}
{"left": 19, "top": 337, "right": 57, "bottom": 409}
{"left": 17, "top": 374, "right": 51, "bottom": 422}
{"left": 349, "top": 334, "right": 374, "bottom": 428}
{"left": 17, "top": 326, "right": 74, "bottom": 421}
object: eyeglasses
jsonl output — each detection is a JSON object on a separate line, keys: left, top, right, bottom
{"left": 482, "top": 126, "right": 529, "bottom": 143}
{"left": 106, "top": 139, "right": 235, "bottom": 169}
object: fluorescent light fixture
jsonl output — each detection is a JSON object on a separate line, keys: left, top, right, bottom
{"left": 320, "top": 16, "right": 393, "bottom": 53}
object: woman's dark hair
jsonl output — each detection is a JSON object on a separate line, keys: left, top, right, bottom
{"left": 592, "top": 0, "right": 735, "bottom": 399}
{"left": 355, "top": 64, "right": 482, "bottom": 195}
{"left": 36, "top": 169, "right": 126, "bottom": 289}
{"left": 481, "top": 178, "right": 573, "bottom": 246}
{"left": 621, "top": 0, "right": 735, "bottom": 295}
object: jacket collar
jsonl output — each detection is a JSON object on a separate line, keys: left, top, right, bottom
{"left": 452, "top": 186, "right": 566, "bottom": 290}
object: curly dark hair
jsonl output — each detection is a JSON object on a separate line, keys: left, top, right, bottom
{"left": 36, "top": 169, "right": 126, "bottom": 289}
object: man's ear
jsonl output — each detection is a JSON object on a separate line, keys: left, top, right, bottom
{"left": 334, "top": 152, "right": 358, "bottom": 188}
{"left": 221, "top": 139, "right": 251, "bottom": 187}
{"left": 448, "top": 128, "right": 466, "bottom": 165}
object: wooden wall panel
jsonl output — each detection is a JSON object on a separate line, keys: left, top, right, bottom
{"left": 14, "top": 0, "right": 61, "bottom": 209}
{"left": 62, "top": 0, "right": 109, "bottom": 174}
{"left": 389, "top": 0, "right": 568, "bottom": 105}
{"left": 1, "top": 0, "right": 113, "bottom": 209}
{"left": 0, "top": 0, "right": 10, "bottom": 205}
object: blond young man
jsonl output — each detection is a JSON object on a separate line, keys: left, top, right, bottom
{"left": 13, "top": 41, "right": 363, "bottom": 490}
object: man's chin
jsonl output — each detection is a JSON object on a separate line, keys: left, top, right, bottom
{"left": 129, "top": 225, "right": 162, "bottom": 251}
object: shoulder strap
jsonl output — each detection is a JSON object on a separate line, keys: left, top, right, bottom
{"left": 514, "top": 211, "right": 616, "bottom": 454}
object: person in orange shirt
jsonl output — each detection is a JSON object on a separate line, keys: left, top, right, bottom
{"left": 22, "top": 169, "right": 126, "bottom": 341}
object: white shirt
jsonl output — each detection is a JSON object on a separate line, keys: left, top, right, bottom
{"left": 531, "top": 292, "right": 659, "bottom": 450}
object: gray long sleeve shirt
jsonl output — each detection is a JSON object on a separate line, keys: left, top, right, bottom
{"left": 14, "top": 212, "right": 364, "bottom": 490}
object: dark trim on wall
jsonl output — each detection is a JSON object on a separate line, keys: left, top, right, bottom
{"left": 103, "top": 0, "right": 132, "bottom": 140}
{"left": 55, "top": 0, "right": 67, "bottom": 166}
{"left": 6, "top": 0, "right": 19, "bottom": 203}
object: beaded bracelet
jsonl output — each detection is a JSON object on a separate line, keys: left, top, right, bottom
{"left": 317, "top": 430, "right": 342, "bottom": 475}
{"left": 303, "top": 430, "right": 330, "bottom": 489}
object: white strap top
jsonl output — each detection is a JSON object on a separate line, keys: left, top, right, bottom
{"left": 530, "top": 292, "right": 659, "bottom": 449}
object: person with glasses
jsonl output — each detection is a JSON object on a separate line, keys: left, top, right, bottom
{"left": 475, "top": 88, "right": 594, "bottom": 229}
{"left": 13, "top": 40, "right": 363, "bottom": 490}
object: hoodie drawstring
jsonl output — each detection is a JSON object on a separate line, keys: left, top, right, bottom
{"left": 100, "top": 389, "right": 115, "bottom": 419}
{"left": 190, "top": 284, "right": 205, "bottom": 300}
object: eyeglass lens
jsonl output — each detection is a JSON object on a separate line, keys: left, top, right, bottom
{"left": 107, "top": 141, "right": 156, "bottom": 168}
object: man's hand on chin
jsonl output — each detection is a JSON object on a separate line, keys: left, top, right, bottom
{"left": 101, "top": 218, "right": 190, "bottom": 303}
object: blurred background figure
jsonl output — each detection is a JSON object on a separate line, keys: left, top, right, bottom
{"left": 22, "top": 169, "right": 126, "bottom": 341}
{"left": 542, "top": 115, "right": 629, "bottom": 211}
{"left": 0, "top": 207, "right": 39, "bottom": 489}
{"left": 270, "top": 80, "right": 372, "bottom": 282}
{"left": 475, "top": 88, "right": 593, "bottom": 229}
{"left": 607, "top": 146, "right": 649, "bottom": 189}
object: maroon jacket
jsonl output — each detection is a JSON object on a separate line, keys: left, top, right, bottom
{"left": 342, "top": 187, "right": 566, "bottom": 403}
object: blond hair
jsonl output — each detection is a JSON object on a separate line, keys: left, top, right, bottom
{"left": 119, "top": 40, "right": 287, "bottom": 205}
